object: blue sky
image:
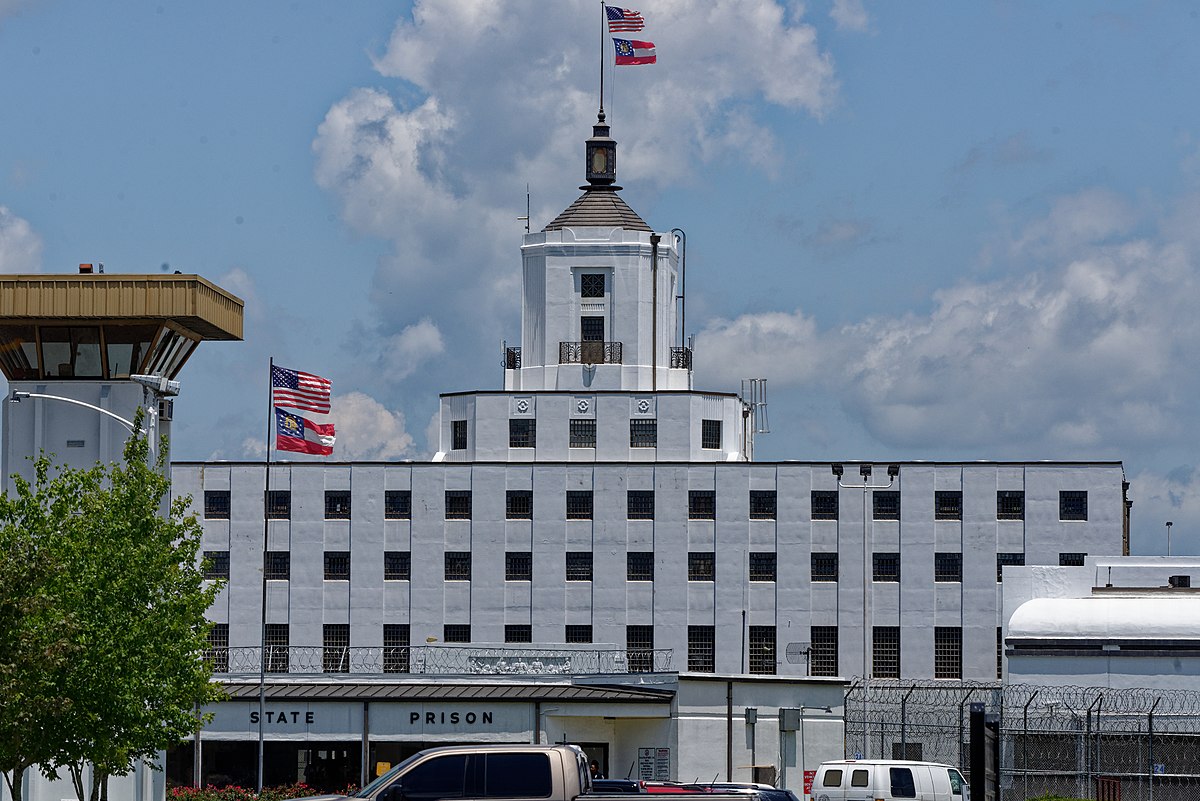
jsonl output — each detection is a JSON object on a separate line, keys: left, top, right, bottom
{"left": 2, "top": 0, "right": 1200, "bottom": 554}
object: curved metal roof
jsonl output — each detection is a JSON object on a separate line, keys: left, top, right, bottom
{"left": 219, "top": 679, "right": 675, "bottom": 703}
{"left": 543, "top": 189, "right": 652, "bottom": 232}
{"left": 1009, "top": 597, "right": 1200, "bottom": 641}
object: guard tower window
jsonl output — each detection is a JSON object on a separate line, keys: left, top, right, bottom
{"left": 701, "top": 419, "right": 722, "bottom": 449}
{"left": 581, "top": 316, "right": 605, "bottom": 341}
{"left": 581, "top": 274, "right": 606, "bottom": 298}
{"left": 451, "top": 420, "right": 467, "bottom": 450}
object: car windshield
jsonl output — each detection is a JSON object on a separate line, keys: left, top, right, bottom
{"left": 353, "top": 751, "right": 427, "bottom": 797}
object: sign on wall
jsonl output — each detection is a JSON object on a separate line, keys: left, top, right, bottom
{"left": 638, "top": 747, "right": 670, "bottom": 780}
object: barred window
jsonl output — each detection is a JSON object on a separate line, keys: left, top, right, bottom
{"left": 701, "top": 419, "right": 722, "bottom": 449}
{"left": 996, "top": 627, "right": 1003, "bottom": 680}
{"left": 203, "top": 550, "right": 230, "bottom": 580}
{"left": 873, "top": 552, "right": 901, "bottom": 582}
{"left": 445, "top": 490, "right": 472, "bottom": 520}
{"left": 384, "top": 623, "right": 410, "bottom": 673}
{"left": 873, "top": 491, "right": 900, "bottom": 520}
{"left": 626, "top": 625, "right": 654, "bottom": 672}
{"left": 323, "top": 624, "right": 350, "bottom": 673}
{"left": 566, "top": 490, "right": 594, "bottom": 519}
{"left": 811, "top": 552, "right": 838, "bottom": 582}
{"left": 996, "top": 552, "right": 1025, "bottom": 583}
{"left": 443, "top": 624, "right": 471, "bottom": 643}
{"left": 688, "top": 552, "right": 715, "bottom": 581}
{"left": 1060, "top": 490, "right": 1088, "bottom": 521}
{"left": 934, "top": 627, "right": 962, "bottom": 679}
{"left": 749, "top": 626, "right": 776, "bottom": 675}
{"left": 265, "top": 490, "right": 291, "bottom": 520}
{"left": 205, "top": 623, "right": 229, "bottom": 673}
{"left": 566, "top": 624, "right": 593, "bottom": 644}
{"left": 749, "top": 552, "right": 776, "bottom": 582}
{"left": 934, "top": 552, "right": 962, "bottom": 583}
{"left": 325, "top": 490, "right": 351, "bottom": 520}
{"left": 445, "top": 551, "right": 472, "bottom": 581}
{"left": 689, "top": 490, "right": 715, "bottom": 520}
{"left": 565, "top": 552, "right": 593, "bottom": 581}
{"left": 630, "top": 419, "right": 658, "bottom": 448}
{"left": 204, "top": 490, "right": 230, "bottom": 519}
{"left": 627, "top": 490, "right": 654, "bottom": 520}
{"left": 264, "top": 623, "right": 289, "bottom": 674}
{"left": 385, "top": 490, "right": 412, "bottom": 520}
{"left": 811, "top": 490, "right": 839, "bottom": 521}
{"left": 997, "top": 490, "right": 1025, "bottom": 520}
{"left": 570, "top": 419, "right": 597, "bottom": 448}
{"left": 627, "top": 552, "right": 654, "bottom": 581}
{"left": 384, "top": 551, "right": 411, "bottom": 581}
{"left": 750, "top": 490, "right": 777, "bottom": 520}
{"left": 506, "top": 490, "right": 533, "bottom": 519}
{"left": 935, "top": 491, "right": 962, "bottom": 521}
{"left": 581, "top": 273, "right": 606, "bottom": 298}
{"left": 324, "top": 551, "right": 350, "bottom": 581}
{"left": 509, "top": 418, "right": 536, "bottom": 448}
{"left": 505, "top": 624, "right": 532, "bottom": 644}
{"left": 451, "top": 419, "right": 467, "bottom": 450}
{"left": 810, "top": 626, "right": 839, "bottom": 677}
{"left": 688, "top": 626, "right": 716, "bottom": 672}
{"left": 506, "top": 551, "right": 532, "bottom": 581}
{"left": 873, "top": 626, "right": 901, "bottom": 679}
{"left": 264, "top": 551, "right": 290, "bottom": 580}
{"left": 1059, "top": 552, "right": 1087, "bottom": 566}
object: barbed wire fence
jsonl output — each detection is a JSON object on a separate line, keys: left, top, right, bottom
{"left": 845, "top": 681, "right": 1200, "bottom": 801}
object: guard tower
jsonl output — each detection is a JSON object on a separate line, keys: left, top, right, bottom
{"left": 1, "top": 267, "right": 243, "bottom": 489}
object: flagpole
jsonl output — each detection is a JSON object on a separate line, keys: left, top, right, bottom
{"left": 599, "top": 1, "right": 606, "bottom": 115}
{"left": 257, "top": 357, "right": 273, "bottom": 793}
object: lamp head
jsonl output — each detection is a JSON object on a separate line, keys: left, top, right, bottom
{"left": 859, "top": 464, "right": 872, "bottom": 479}
{"left": 8, "top": 391, "right": 28, "bottom": 403}
{"left": 887, "top": 464, "right": 900, "bottom": 478}
{"left": 130, "top": 374, "right": 181, "bottom": 397}
{"left": 831, "top": 464, "right": 843, "bottom": 479}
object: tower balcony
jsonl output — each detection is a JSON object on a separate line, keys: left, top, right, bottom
{"left": 559, "top": 341, "right": 623, "bottom": 365}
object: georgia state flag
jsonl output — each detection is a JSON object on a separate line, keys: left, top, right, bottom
{"left": 613, "top": 38, "right": 656, "bottom": 66}
{"left": 275, "top": 407, "right": 335, "bottom": 456}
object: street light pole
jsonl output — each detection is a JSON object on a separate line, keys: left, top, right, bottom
{"left": 797, "top": 705, "right": 832, "bottom": 801}
{"left": 9, "top": 391, "right": 136, "bottom": 431}
{"left": 1166, "top": 521, "right": 1173, "bottom": 557}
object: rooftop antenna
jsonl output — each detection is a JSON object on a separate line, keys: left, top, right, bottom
{"left": 740, "top": 379, "right": 770, "bottom": 461}
{"left": 517, "top": 184, "right": 530, "bottom": 233}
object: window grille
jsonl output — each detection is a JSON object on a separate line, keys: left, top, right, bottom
{"left": 264, "top": 551, "right": 290, "bottom": 580}
{"left": 205, "top": 623, "right": 229, "bottom": 673}
{"left": 689, "top": 490, "right": 716, "bottom": 520}
{"left": 935, "top": 490, "right": 962, "bottom": 520}
{"left": 1060, "top": 490, "right": 1088, "bottom": 521}
{"left": 565, "top": 624, "right": 593, "bottom": 644}
{"left": 581, "top": 273, "right": 605, "bottom": 298}
{"left": 323, "top": 624, "right": 350, "bottom": 673}
{"left": 873, "top": 491, "right": 900, "bottom": 520}
{"left": 506, "top": 490, "right": 533, "bottom": 519}
{"left": 629, "top": 419, "right": 657, "bottom": 448}
{"left": 627, "top": 490, "right": 654, "bottom": 520}
{"left": 996, "top": 627, "right": 1003, "bottom": 679}
{"left": 997, "top": 490, "right": 1025, "bottom": 520}
{"left": 565, "top": 552, "right": 593, "bottom": 581}
{"left": 873, "top": 552, "right": 901, "bottom": 582}
{"left": 505, "top": 624, "right": 532, "bottom": 643}
{"left": 509, "top": 418, "right": 536, "bottom": 448}
{"left": 384, "top": 624, "right": 410, "bottom": 673}
{"left": 996, "top": 552, "right": 1024, "bottom": 582}
{"left": 626, "top": 625, "right": 654, "bottom": 672}
{"left": 749, "top": 626, "right": 776, "bottom": 675}
{"left": 570, "top": 419, "right": 597, "bottom": 448}
{"left": 264, "top": 623, "right": 289, "bottom": 673}
{"left": 688, "top": 552, "right": 715, "bottom": 581}
{"left": 811, "top": 552, "right": 838, "bottom": 582}
{"left": 443, "top": 624, "right": 471, "bottom": 643}
{"left": 384, "top": 490, "right": 412, "bottom": 520}
{"left": 204, "top": 490, "right": 230, "bottom": 519}
{"left": 1059, "top": 552, "right": 1087, "bottom": 566}
{"left": 934, "top": 552, "right": 962, "bottom": 582}
{"left": 749, "top": 552, "right": 777, "bottom": 582}
{"left": 506, "top": 551, "right": 532, "bottom": 581}
{"left": 265, "top": 490, "right": 290, "bottom": 520}
{"left": 445, "top": 551, "right": 472, "bottom": 581}
{"left": 203, "top": 550, "right": 230, "bottom": 580}
{"left": 566, "top": 490, "right": 594, "bottom": 519}
{"left": 627, "top": 552, "right": 654, "bottom": 581}
{"left": 324, "top": 550, "right": 350, "bottom": 581}
{"left": 688, "top": 626, "right": 716, "bottom": 672}
{"left": 873, "top": 626, "right": 901, "bottom": 679}
{"left": 701, "top": 419, "right": 722, "bottom": 449}
{"left": 810, "top": 626, "right": 839, "bottom": 677}
{"left": 934, "top": 626, "right": 962, "bottom": 679}
{"left": 324, "top": 490, "right": 351, "bottom": 520}
{"left": 811, "top": 490, "right": 839, "bottom": 521}
{"left": 451, "top": 419, "right": 467, "bottom": 450}
{"left": 750, "top": 490, "right": 777, "bottom": 520}
{"left": 384, "top": 551, "right": 411, "bottom": 581}
{"left": 445, "top": 490, "right": 472, "bottom": 520}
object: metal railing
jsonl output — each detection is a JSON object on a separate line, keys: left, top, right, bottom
{"left": 670, "top": 346, "right": 692, "bottom": 370}
{"left": 559, "top": 341, "right": 622, "bottom": 364}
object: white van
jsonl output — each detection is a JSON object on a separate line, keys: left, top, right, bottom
{"left": 812, "top": 760, "right": 969, "bottom": 801}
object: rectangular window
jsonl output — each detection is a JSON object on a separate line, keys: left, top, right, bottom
{"left": 749, "top": 552, "right": 776, "bottom": 582}
{"left": 997, "top": 552, "right": 1025, "bottom": 583}
{"left": 688, "top": 552, "right": 715, "bottom": 581}
{"left": 811, "top": 490, "right": 839, "bottom": 521}
{"left": 509, "top": 418, "right": 536, "bottom": 448}
{"left": 934, "top": 552, "right": 962, "bottom": 583}
{"left": 384, "top": 551, "right": 411, "bottom": 581}
{"left": 935, "top": 627, "right": 963, "bottom": 680}
{"left": 873, "top": 552, "right": 901, "bottom": 582}
{"left": 688, "top": 490, "right": 716, "bottom": 520}
{"left": 627, "top": 551, "right": 654, "bottom": 581}
{"left": 385, "top": 490, "right": 412, "bottom": 520}
{"left": 506, "top": 551, "right": 533, "bottom": 581}
{"left": 688, "top": 626, "right": 716, "bottom": 672}
{"left": 264, "top": 623, "right": 289, "bottom": 673}
{"left": 811, "top": 552, "right": 838, "bottom": 582}
{"left": 384, "top": 623, "right": 410, "bottom": 673}
{"left": 506, "top": 489, "right": 533, "bottom": 519}
{"left": 265, "top": 490, "right": 291, "bottom": 520}
{"left": 566, "top": 490, "right": 594, "bottom": 519}
{"left": 1059, "top": 552, "right": 1087, "bottom": 566}
{"left": 701, "top": 419, "right": 722, "bottom": 449}
{"left": 935, "top": 490, "right": 962, "bottom": 521}
{"left": 565, "top": 552, "right": 593, "bottom": 581}
{"left": 873, "top": 491, "right": 900, "bottom": 520}
{"left": 627, "top": 490, "right": 655, "bottom": 520}
{"left": 570, "top": 419, "right": 597, "bottom": 448}
{"left": 565, "top": 624, "right": 593, "bottom": 644}
{"left": 324, "top": 490, "right": 351, "bottom": 520}
{"left": 324, "top": 550, "right": 350, "bottom": 581}
{"left": 205, "top": 623, "right": 229, "bottom": 673}
{"left": 996, "top": 627, "right": 1003, "bottom": 680}
{"left": 630, "top": 419, "right": 658, "bottom": 448}
{"left": 626, "top": 625, "right": 654, "bottom": 672}
{"left": 264, "top": 551, "right": 290, "bottom": 580}
{"left": 750, "top": 490, "right": 777, "bottom": 520}
{"left": 445, "top": 490, "right": 472, "bottom": 520}
{"left": 445, "top": 551, "right": 472, "bottom": 581}
{"left": 749, "top": 626, "right": 776, "bottom": 675}
{"left": 323, "top": 624, "right": 350, "bottom": 673}
{"left": 204, "top": 490, "right": 231, "bottom": 519}
{"left": 997, "top": 490, "right": 1025, "bottom": 520}
{"left": 581, "top": 273, "right": 605, "bottom": 298}
{"left": 443, "top": 624, "right": 471, "bottom": 643}
{"left": 451, "top": 419, "right": 467, "bottom": 450}
{"left": 505, "top": 624, "right": 533, "bottom": 643}
{"left": 1060, "top": 490, "right": 1088, "bottom": 521}
{"left": 873, "top": 626, "right": 901, "bottom": 679}
{"left": 580, "top": 315, "right": 605, "bottom": 341}
{"left": 810, "top": 626, "right": 839, "bottom": 677}
{"left": 203, "top": 550, "right": 230, "bottom": 580}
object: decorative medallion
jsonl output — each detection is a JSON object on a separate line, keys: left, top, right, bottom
{"left": 637, "top": 399, "right": 651, "bottom": 414}
{"left": 577, "top": 399, "right": 590, "bottom": 413}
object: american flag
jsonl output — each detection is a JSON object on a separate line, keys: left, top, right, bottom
{"left": 271, "top": 364, "right": 332, "bottom": 414}
{"left": 606, "top": 6, "right": 644, "bottom": 32}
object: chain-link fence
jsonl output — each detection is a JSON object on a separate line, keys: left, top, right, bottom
{"left": 845, "top": 681, "right": 1200, "bottom": 801}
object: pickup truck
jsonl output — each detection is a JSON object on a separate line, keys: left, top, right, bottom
{"left": 298, "top": 744, "right": 745, "bottom": 801}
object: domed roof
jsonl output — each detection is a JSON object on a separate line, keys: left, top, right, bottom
{"left": 1009, "top": 597, "right": 1200, "bottom": 641}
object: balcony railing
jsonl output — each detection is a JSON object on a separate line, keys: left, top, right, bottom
{"left": 559, "top": 341, "right": 622, "bottom": 365}
{"left": 504, "top": 347, "right": 521, "bottom": 369}
{"left": 206, "top": 645, "right": 673, "bottom": 676}
{"left": 670, "top": 347, "right": 693, "bottom": 370}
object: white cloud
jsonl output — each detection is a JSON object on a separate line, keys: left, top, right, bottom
{"left": 0, "top": 206, "right": 42, "bottom": 273}
{"left": 382, "top": 318, "right": 446, "bottom": 383}
{"left": 830, "top": 0, "right": 870, "bottom": 32}
{"left": 330, "top": 391, "right": 416, "bottom": 460}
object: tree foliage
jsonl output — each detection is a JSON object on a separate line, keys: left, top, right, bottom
{"left": 0, "top": 417, "right": 224, "bottom": 801}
